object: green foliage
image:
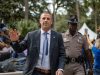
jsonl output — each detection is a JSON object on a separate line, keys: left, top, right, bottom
{"left": 55, "top": 15, "right": 67, "bottom": 33}
{"left": 83, "top": 0, "right": 100, "bottom": 32}
{"left": 1, "top": 0, "right": 100, "bottom": 33}
{"left": 29, "top": 0, "right": 50, "bottom": 22}
{"left": 0, "top": 0, "right": 24, "bottom": 23}
{"left": 0, "top": 0, "right": 51, "bottom": 24}
{"left": 16, "top": 19, "right": 39, "bottom": 37}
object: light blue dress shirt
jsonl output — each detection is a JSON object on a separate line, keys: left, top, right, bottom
{"left": 36, "top": 29, "right": 51, "bottom": 69}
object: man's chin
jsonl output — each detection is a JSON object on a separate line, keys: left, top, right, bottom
{"left": 42, "top": 27, "right": 49, "bottom": 31}
{"left": 43, "top": 25, "right": 48, "bottom": 28}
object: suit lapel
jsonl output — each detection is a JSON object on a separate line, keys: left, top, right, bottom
{"left": 49, "top": 30, "right": 56, "bottom": 57}
{"left": 35, "top": 30, "right": 41, "bottom": 54}
{"left": 35, "top": 30, "right": 56, "bottom": 57}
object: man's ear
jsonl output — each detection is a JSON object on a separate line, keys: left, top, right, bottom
{"left": 38, "top": 19, "right": 41, "bottom": 28}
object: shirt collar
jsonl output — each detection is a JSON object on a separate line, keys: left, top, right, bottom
{"left": 65, "top": 29, "right": 78, "bottom": 36}
{"left": 41, "top": 28, "right": 51, "bottom": 35}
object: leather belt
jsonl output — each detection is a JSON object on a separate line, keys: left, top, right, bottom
{"left": 34, "top": 67, "right": 51, "bottom": 74}
{"left": 66, "top": 56, "right": 83, "bottom": 64}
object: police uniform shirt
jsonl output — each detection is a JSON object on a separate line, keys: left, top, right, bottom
{"left": 62, "top": 30, "right": 89, "bottom": 58}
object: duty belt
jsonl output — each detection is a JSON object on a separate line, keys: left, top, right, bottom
{"left": 66, "top": 56, "right": 84, "bottom": 64}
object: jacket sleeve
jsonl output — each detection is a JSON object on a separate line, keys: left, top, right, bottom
{"left": 58, "top": 33, "right": 66, "bottom": 69}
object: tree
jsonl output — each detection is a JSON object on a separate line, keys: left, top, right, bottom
{"left": 55, "top": 14, "right": 67, "bottom": 32}
{"left": 0, "top": 0, "right": 25, "bottom": 23}
{"left": 83, "top": 0, "right": 100, "bottom": 32}
{"left": 0, "top": 0, "right": 99, "bottom": 33}
{"left": 24, "top": 0, "right": 29, "bottom": 20}
{"left": 16, "top": 19, "right": 39, "bottom": 38}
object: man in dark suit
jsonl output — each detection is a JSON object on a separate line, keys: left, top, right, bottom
{"left": 12, "top": 12, "right": 66, "bottom": 75}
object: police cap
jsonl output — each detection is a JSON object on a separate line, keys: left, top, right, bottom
{"left": 68, "top": 15, "right": 78, "bottom": 25}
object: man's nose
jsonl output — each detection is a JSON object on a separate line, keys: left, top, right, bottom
{"left": 44, "top": 18, "right": 48, "bottom": 21}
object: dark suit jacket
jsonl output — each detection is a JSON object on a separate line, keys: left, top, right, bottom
{"left": 12, "top": 29, "right": 66, "bottom": 75}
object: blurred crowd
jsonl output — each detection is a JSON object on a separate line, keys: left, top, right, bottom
{"left": 0, "top": 23, "right": 27, "bottom": 72}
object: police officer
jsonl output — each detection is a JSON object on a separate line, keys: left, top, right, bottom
{"left": 62, "top": 15, "right": 93, "bottom": 75}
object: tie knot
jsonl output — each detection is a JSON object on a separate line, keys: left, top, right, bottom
{"left": 44, "top": 32, "right": 48, "bottom": 34}
{"left": 44, "top": 32, "right": 48, "bottom": 39}
{"left": 44, "top": 32, "right": 48, "bottom": 35}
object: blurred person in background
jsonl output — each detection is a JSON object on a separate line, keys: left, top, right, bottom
{"left": 0, "top": 28, "right": 12, "bottom": 61}
{"left": 9, "top": 27, "right": 20, "bottom": 42}
{"left": 87, "top": 33, "right": 100, "bottom": 75}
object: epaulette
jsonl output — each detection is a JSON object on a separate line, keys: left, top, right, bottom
{"left": 78, "top": 32, "right": 83, "bottom": 36}
{"left": 61, "top": 33, "right": 66, "bottom": 38}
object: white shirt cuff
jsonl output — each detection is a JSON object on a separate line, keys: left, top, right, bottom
{"left": 58, "top": 69, "right": 64, "bottom": 72}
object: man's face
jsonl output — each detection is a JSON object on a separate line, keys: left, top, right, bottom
{"left": 69, "top": 23, "right": 77, "bottom": 33}
{"left": 39, "top": 13, "right": 52, "bottom": 31}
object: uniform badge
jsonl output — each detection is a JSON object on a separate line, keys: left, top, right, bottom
{"left": 78, "top": 36, "right": 82, "bottom": 44}
{"left": 63, "top": 38, "right": 70, "bottom": 42}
